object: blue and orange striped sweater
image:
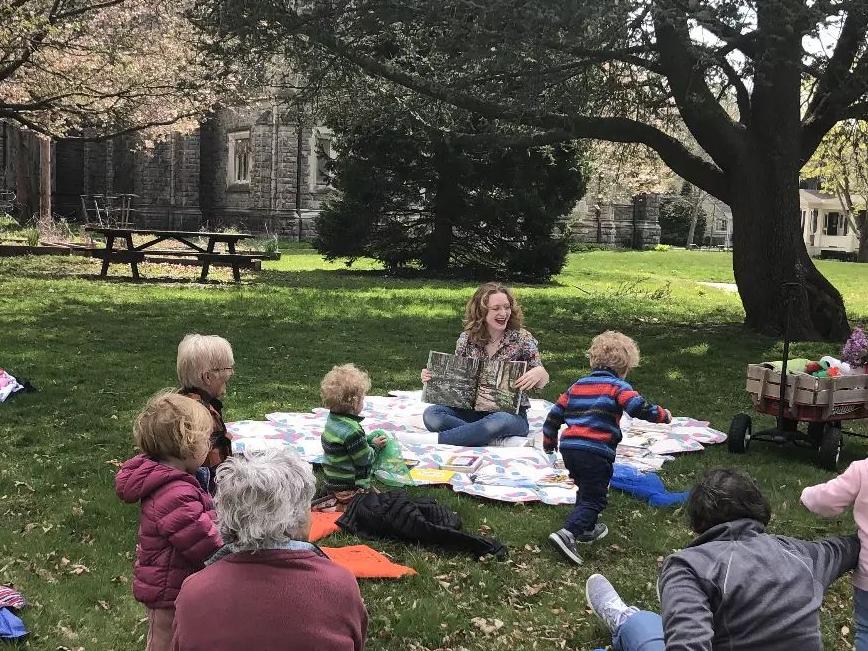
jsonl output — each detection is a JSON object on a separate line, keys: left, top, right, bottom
{"left": 542, "top": 368, "right": 671, "bottom": 460}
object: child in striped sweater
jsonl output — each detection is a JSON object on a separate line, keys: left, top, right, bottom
{"left": 320, "top": 364, "right": 386, "bottom": 501}
{"left": 543, "top": 331, "right": 671, "bottom": 564}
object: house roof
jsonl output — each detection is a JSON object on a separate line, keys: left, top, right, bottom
{"left": 799, "top": 188, "right": 867, "bottom": 210}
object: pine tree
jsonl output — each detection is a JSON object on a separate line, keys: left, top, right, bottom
{"left": 315, "top": 119, "right": 586, "bottom": 282}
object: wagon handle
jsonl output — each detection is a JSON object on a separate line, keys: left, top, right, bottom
{"left": 778, "top": 282, "right": 802, "bottom": 424}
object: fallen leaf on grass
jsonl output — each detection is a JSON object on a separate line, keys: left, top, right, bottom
{"left": 471, "top": 617, "right": 504, "bottom": 635}
{"left": 523, "top": 583, "right": 545, "bottom": 597}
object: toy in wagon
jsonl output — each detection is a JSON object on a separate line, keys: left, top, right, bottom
{"left": 729, "top": 287, "right": 868, "bottom": 471}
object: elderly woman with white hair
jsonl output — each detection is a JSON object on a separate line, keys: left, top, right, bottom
{"left": 176, "top": 334, "right": 235, "bottom": 486}
{"left": 171, "top": 448, "right": 368, "bottom": 651}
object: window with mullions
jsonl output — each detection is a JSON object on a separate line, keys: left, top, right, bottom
{"left": 227, "top": 132, "right": 251, "bottom": 185}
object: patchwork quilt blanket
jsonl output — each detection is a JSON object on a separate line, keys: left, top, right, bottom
{"left": 227, "top": 390, "right": 726, "bottom": 505}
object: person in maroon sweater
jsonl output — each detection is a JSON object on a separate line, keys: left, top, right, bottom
{"left": 171, "top": 448, "right": 368, "bottom": 651}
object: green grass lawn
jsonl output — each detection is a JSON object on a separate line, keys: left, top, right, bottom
{"left": 1, "top": 249, "right": 867, "bottom": 650}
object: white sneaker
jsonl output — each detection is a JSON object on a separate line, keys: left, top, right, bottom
{"left": 585, "top": 573, "right": 635, "bottom": 633}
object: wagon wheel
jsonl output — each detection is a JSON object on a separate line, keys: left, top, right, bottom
{"left": 728, "top": 413, "right": 752, "bottom": 454}
{"left": 818, "top": 425, "right": 843, "bottom": 471}
{"left": 807, "top": 422, "right": 825, "bottom": 448}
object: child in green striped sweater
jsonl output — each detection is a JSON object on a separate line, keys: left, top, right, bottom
{"left": 320, "top": 363, "right": 386, "bottom": 494}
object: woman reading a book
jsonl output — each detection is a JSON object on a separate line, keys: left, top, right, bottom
{"left": 421, "top": 282, "right": 549, "bottom": 446}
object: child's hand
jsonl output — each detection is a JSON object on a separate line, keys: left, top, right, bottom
{"left": 372, "top": 436, "right": 387, "bottom": 449}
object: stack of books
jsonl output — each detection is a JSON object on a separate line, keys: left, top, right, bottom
{"left": 439, "top": 454, "right": 483, "bottom": 473}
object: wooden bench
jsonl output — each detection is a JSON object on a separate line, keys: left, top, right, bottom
{"left": 85, "top": 227, "right": 259, "bottom": 282}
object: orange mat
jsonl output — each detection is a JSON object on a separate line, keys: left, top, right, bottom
{"left": 321, "top": 545, "right": 417, "bottom": 579}
{"left": 308, "top": 511, "right": 342, "bottom": 542}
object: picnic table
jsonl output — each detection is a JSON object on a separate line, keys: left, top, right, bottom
{"left": 84, "top": 226, "right": 259, "bottom": 282}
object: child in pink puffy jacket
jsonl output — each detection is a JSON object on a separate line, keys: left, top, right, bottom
{"left": 115, "top": 392, "right": 223, "bottom": 651}
{"left": 801, "top": 460, "right": 868, "bottom": 651}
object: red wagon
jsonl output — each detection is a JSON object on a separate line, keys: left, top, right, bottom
{"left": 729, "top": 364, "right": 868, "bottom": 469}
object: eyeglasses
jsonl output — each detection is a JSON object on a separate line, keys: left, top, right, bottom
{"left": 210, "top": 366, "right": 235, "bottom": 373}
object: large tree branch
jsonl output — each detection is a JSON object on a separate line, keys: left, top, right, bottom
{"left": 804, "top": 5, "right": 868, "bottom": 123}
{"left": 802, "top": 51, "right": 868, "bottom": 164}
{"left": 652, "top": 2, "right": 744, "bottom": 170}
{"left": 716, "top": 56, "right": 752, "bottom": 126}
{"left": 53, "top": 0, "right": 127, "bottom": 21}
{"left": 295, "top": 18, "right": 728, "bottom": 201}
{"left": 542, "top": 41, "right": 664, "bottom": 75}
{"left": 675, "top": 0, "right": 758, "bottom": 59}
{"left": 0, "top": 109, "right": 52, "bottom": 135}
{"left": 839, "top": 100, "right": 868, "bottom": 119}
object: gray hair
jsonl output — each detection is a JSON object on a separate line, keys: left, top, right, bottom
{"left": 176, "top": 334, "right": 234, "bottom": 390}
{"left": 214, "top": 448, "right": 316, "bottom": 550}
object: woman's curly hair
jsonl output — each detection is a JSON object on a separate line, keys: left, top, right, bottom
{"left": 462, "top": 282, "right": 524, "bottom": 344}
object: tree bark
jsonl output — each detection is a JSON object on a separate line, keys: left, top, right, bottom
{"left": 858, "top": 217, "right": 868, "bottom": 263}
{"left": 727, "top": 6, "right": 849, "bottom": 341}
{"left": 685, "top": 188, "right": 703, "bottom": 248}
{"left": 730, "top": 154, "right": 850, "bottom": 341}
{"left": 422, "top": 138, "right": 457, "bottom": 271}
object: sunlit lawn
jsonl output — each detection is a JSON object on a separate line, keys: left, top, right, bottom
{"left": 1, "top": 249, "right": 867, "bottom": 650}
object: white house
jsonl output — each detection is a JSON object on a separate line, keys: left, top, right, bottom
{"left": 693, "top": 189, "right": 864, "bottom": 258}
{"left": 799, "top": 189, "right": 866, "bottom": 259}
{"left": 700, "top": 194, "right": 733, "bottom": 248}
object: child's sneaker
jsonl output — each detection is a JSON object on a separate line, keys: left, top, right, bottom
{"left": 548, "top": 528, "right": 583, "bottom": 564}
{"left": 585, "top": 573, "right": 637, "bottom": 633}
{"left": 574, "top": 523, "right": 609, "bottom": 543}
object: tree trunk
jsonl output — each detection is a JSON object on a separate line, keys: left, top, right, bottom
{"left": 685, "top": 188, "right": 703, "bottom": 248}
{"left": 730, "top": 156, "right": 850, "bottom": 341}
{"left": 422, "top": 139, "right": 457, "bottom": 271}
{"left": 726, "top": 13, "right": 849, "bottom": 342}
{"left": 858, "top": 226, "right": 868, "bottom": 263}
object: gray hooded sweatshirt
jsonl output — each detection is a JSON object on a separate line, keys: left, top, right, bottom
{"left": 659, "top": 518, "right": 858, "bottom": 650}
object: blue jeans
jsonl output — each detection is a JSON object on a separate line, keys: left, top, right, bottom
{"left": 856, "top": 587, "right": 868, "bottom": 651}
{"left": 562, "top": 448, "right": 614, "bottom": 535}
{"left": 423, "top": 404, "right": 529, "bottom": 447}
{"left": 613, "top": 610, "right": 665, "bottom": 651}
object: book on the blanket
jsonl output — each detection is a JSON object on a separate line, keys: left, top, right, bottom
{"left": 536, "top": 471, "right": 574, "bottom": 487}
{"left": 409, "top": 468, "right": 456, "bottom": 484}
{"left": 422, "top": 351, "right": 527, "bottom": 413}
{"left": 440, "top": 454, "right": 483, "bottom": 473}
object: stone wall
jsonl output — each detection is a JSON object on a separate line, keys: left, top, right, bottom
{"left": 568, "top": 193, "right": 661, "bottom": 249}
{"left": 47, "top": 103, "right": 330, "bottom": 238}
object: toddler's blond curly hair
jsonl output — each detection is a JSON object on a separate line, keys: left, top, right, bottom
{"left": 587, "top": 331, "right": 640, "bottom": 377}
{"left": 134, "top": 391, "right": 213, "bottom": 461}
{"left": 320, "top": 364, "right": 371, "bottom": 414}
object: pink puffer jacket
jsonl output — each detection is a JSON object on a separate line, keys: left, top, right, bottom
{"left": 115, "top": 455, "right": 222, "bottom": 609}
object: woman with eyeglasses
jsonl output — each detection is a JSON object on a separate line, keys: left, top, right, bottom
{"left": 176, "top": 334, "right": 235, "bottom": 492}
{"left": 420, "top": 282, "right": 549, "bottom": 447}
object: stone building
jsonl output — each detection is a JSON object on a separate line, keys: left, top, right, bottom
{"left": 568, "top": 192, "right": 662, "bottom": 248}
{"left": 4, "top": 111, "right": 668, "bottom": 248}
{"left": 1, "top": 103, "right": 333, "bottom": 238}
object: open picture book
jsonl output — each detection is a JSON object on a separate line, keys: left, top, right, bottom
{"left": 422, "top": 351, "right": 527, "bottom": 414}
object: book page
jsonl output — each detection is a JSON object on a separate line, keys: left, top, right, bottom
{"left": 422, "top": 351, "right": 479, "bottom": 410}
{"left": 474, "top": 359, "right": 527, "bottom": 413}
